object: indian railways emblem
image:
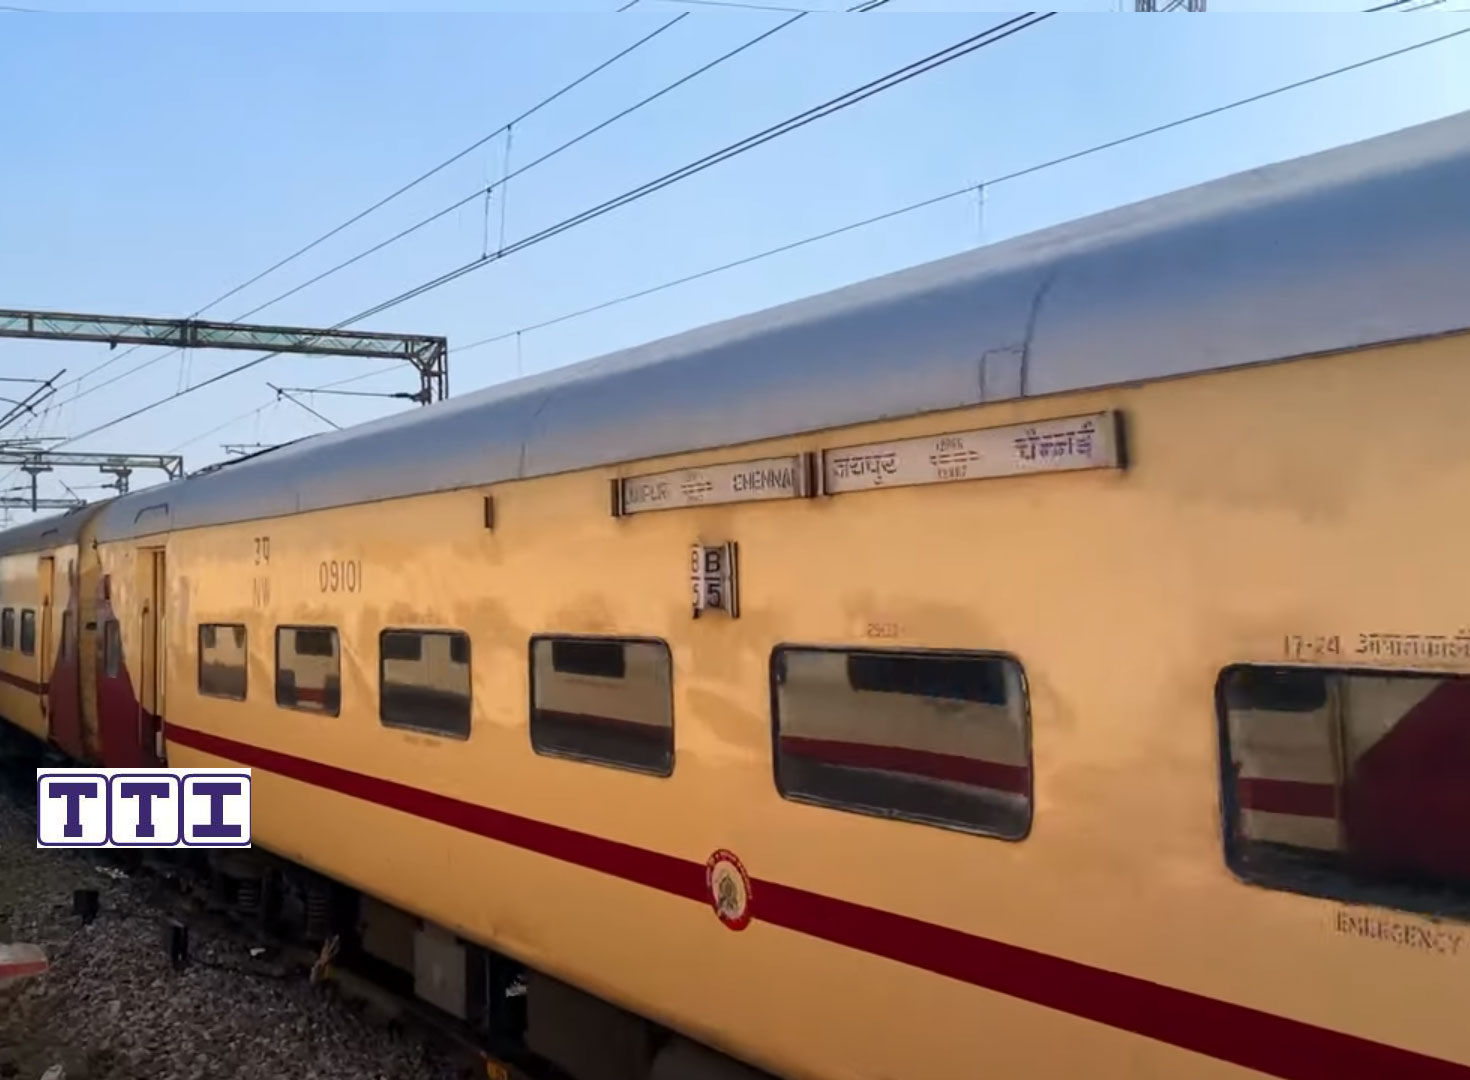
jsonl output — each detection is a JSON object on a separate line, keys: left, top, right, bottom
{"left": 704, "top": 849, "right": 752, "bottom": 931}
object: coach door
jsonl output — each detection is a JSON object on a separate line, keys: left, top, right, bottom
{"left": 38, "top": 556, "right": 54, "bottom": 726}
{"left": 138, "top": 548, "right": 166, "bottom": 764}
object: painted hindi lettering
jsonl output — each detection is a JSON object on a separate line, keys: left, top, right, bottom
{"left": 822, "top": 411, "right": 1120, "bottom": 495}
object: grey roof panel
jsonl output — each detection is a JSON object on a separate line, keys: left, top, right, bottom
{"left": 47, "top": 108, "right": 1470, "bottom": 546}
{"left": 0, "top": 501, "right": 107, "bottom": 556}
{"left": 1028, "top": 131, "right": 1470, "bottom": 395}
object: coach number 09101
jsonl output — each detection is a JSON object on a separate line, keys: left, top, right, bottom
{"left": 319, "top": 558, "right": 361, "bottom": 594}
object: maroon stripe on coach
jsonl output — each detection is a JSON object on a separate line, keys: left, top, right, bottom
{"left": 0, "top": 669, "right": 47, "bottom": 694}
{"left": 164, "top": 722, "right": 706, "bottom": 904}
{"left": 163, "top": 721, "right": 1470, "bottom": 1080}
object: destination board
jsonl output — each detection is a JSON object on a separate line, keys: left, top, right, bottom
{"left": 616, "top": 454, "right": 811, "bottom": 515}
{"left": 822, "top": 411, "right": 1122, "bottom": 494}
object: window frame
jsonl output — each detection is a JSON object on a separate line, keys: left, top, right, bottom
{"left": 377, "top": 626, "right": 472, "bottom": 741}
{"left": 197, "top": 622, "right": 248, "bottom": 702}
{"left": 528, "top": 633, "right": 675, "bottom": 778}
{"left": 769, "top": 642, "right": 1034, "bottom": 841}
{"left": 275, "top": 624, "right": 342, "bottom": 717}
{"left": 1215, "top": 661, "right": 1470, "bottom": 921}
{"left": 19, "top": 609, "right": 36, "bottom": 657}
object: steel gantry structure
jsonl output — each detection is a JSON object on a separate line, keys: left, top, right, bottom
{"left": 0, "top": 308, "right": 449, "bottom": 404}
{"left": 0, "top": 449, "right": 184, "bottom": 510}
{"left": 0, "top": 307, "right": 450, "bottom": 513}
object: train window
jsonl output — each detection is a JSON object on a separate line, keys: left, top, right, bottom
{"left": 529, "top": 636, "right": 673, "bottom": 776}
{"left": 381, "top": 632, "right": 423, "bottom": 663}
{"left": 19, "top": 610, "right": 35, "bottom": 657}
{"left": 59, "top": 612, "right": 73, "bottom": 661}
{"left": 1219, "top": 664, "right": 1470, "bottom": 918}
{"left": 771, "top": 646, "right": 1032, "bottom": 839}
{"left": 379, "top": 629, "right": 470, "bottom": 739}
{"left": 198, "top": 623, "right": 247, "bottom": 701}
{"left": 103, "top": 620, "right": 120, "bottom": 678}
{"left": 276, "top": 626, "right": 341, "bottom": 716}
{"left": 1, "top": 608, "right": 13, "bottom": 650}
{"left": 551, "top": 639, "right": 626, "bottom": 680}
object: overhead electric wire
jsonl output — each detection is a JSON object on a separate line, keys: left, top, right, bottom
{"left": 232, "top": 11, "right": 805, "bottom": 324}
{"left": 44, "top": 13, "right": 689, "bottom": 400}
{"left": 268, "top": 383, "right": 342, "bottom": 430}
{"left": 184, "top": 12, "right": 691, "bottom": 322}
{"left": 453, "top": 23, "right": 1470, "bottom": 357}
{"left": 122, "top": 19, "right": 1470, "bottom": 467}
{"left": 341, "top": 13, "right": 1053, "bottom": 328}
{"left": 654, "top": 0, "right": 812, "bottom": 10}
{"left": 52, "top": 10, "right": 801, "bottom": 413}
{"left": 168, "top": 362, "right": 402, "bottom": 453}
{"left": 298, "top": 365, "right": 404, "bottom": 394}
{"left": 178, "top": 5, "right": 1455, "bottom": 459}
{"left": 168, "top": 402, "right": 279, "bottom": 454}
{"left": 63, "top": 14, "right": 1050, "bottom": 452}
{"left": 231, "top": 188, "right": 488, "bottom": 323}
{"left": 29, "top": 0, "right": 890, "bottom": 461}
{"left": 52, "top": 193, "right": 486, "bottom": 412}
{"left": 44, "top": 21, "right": 1470, "bottom": 465}
{"left": 272, "top": 385, "right": 420, "bottom": 401}
{"left": 454, "top": 190, "right": 971, "bottom": 353}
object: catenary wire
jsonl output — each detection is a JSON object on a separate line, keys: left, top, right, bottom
{"left": 117, "top": 17, "right": 1470, "bottom": 462}
{"left": 652, "top": 0, "right": 814, "bottom": 10}
{"left": 45, "top": 14, "right": 689, "bottom": 399}
{"left": 453, "top": 23, "right": 1470, "bottom": 355}
{"left": 184, "top": 13, "right": 691, "bottom": 322}
{"left": 340, "top": 14, "right": 1052, "bottom": 327}
{"left": 59, "top": 14, "right": 1050, "bottom": 451}
{"left": 51, "top": 11, "right": 801, "bottom": 411}
{"left": 15, "top": 0, "right": 927, "bottom": 469}
{"left": 232, "top": 11, "right": 805, "bottom": 324}
{"left": 171, "top": 21, "right": 1470, "bottom": 455}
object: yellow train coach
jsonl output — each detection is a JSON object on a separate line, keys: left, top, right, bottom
{"left": 8, "top": 111, "right": 1470, "bottom": 1080}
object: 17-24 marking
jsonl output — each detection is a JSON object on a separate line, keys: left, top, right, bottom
{"left": 1283, "top": 634, "right": 1341, "bottom": 661}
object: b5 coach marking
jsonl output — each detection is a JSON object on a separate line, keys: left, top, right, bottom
{"left": 36, "top": 768, "right": 252, "bottom": 849}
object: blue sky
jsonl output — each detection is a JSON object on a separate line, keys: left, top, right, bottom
{"left": 1, "top": 6, "right": 1468, "bottom": 517}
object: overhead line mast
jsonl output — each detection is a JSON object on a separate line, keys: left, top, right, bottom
{"left": 0, "top": 308, "right": 448, "bottom": 405}
{"left": 0, "top": 450, "right": 184, "bottom": 510}
{"left": 0, "top": 308, "right": 447, "bottom": 512}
